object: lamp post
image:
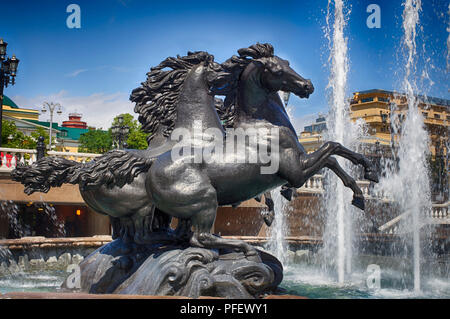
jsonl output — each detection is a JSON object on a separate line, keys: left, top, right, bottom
{"left": 0, "top": 38, "right": 20, "bottom": 147}
{"left": 111, "top": 115, "right": 130, "bottom": 149}
{"left": 41, "top": 102, "right": 62, "bottom": 150}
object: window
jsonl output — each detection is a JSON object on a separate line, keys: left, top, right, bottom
{"left": 434, "top": 114, "right": 440, "bottom": 119}
{"left": 361, "top": 97, "right": 374, "bottom": 103}
{"left": 422, "top": 112, "right": 428, "bottom": 118}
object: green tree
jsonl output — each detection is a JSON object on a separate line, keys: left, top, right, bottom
{"left": 78, "top": 129, "right": 112, "bottom": 154}
{"left": 110, "top": 113, "right": 149, "bottom": 150}
{"left": 30, "top": 127, "right": 51, "bottom": 149}
{"left": 1, "top": 120, "right": 38, "bottom": 149}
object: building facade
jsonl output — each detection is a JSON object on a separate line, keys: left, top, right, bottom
{"left": 2, "top": 96, "right": 92, "bottom": 153}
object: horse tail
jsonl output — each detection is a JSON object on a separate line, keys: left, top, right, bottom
{"left": 11, "top": 150, "right": 155, "bottom": 195}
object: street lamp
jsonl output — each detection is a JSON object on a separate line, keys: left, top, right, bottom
{"left": 111, "top": 115, "right": 130, "bottom": 149}
{"left": 41, "top": 102, "right": 62, "bottom": 150}
{"left": 0, "top": 38, "right": 20, "bottom": 147}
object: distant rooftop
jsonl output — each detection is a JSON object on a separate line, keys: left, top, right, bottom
{"left": 57, "top": 126, "right": 90, "bottom": 141}
{"left": 354, "top": 89, "right": 450, "bottom": 107}
{"left": 2, "top": 95, "right": 19, "bottom": 108}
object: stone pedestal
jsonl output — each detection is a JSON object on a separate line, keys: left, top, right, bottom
{"left": 62, "top": 238, "right": 283, "bottom": 298}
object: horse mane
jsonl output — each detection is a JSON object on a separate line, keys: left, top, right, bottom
{"left": 130, "top": 44, "right": 274, "bottom": 140}
{"left": 130, "top": 51, "right": 220, "bottom": 143}
{"left": 219, "top": 43, "right": 275, "bottom": 128}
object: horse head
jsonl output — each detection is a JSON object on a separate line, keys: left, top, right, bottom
{"left": 254, "top": 56, "right": 314, "bottom": 99}
{"left": 236, "top": 43, "right": 314, "bottom": 99}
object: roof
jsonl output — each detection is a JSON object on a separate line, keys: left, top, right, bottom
{"left": 354, "top": 89, "right": 450, "bottom": 107}
{"left": 22, "top": 119, "right": 100, "bottom": 141}
{"left": 6, "top": 116, "right": 61, "bottom": 132}
{"left": 2, "top": 95, "right": 19, "bottom": 108}
{"left": 24, "top": 119, "right": 60, "bottom": 130}
{"left": 57, "top": 126, "right": 90, "bottom": 141}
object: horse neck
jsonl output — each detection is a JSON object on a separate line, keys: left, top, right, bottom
{"left": 235, "top": 65, "right": 298, "bottom": 135}
{"left": 173, "top": 64, "right": 224, "bottom": 134}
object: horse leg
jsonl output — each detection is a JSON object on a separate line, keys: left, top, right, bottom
{"left": 189, "top": 190, "right": 260, "bottom": 262}
{"left": 331, "top": 143, "right": 378, "bottom": 183}
{"left": 301, "top": 155, "right": 366, "bottom": 210}
{"left": 280, "top": 185, "right": 295, "bottom": 201}
{"left": 323, "top": 157, "right": 365, "bottom": 210}
{"left": 262, "top": 192, "right": 275, "bottom": 226}
{"left": 303, "top": 142, "right": 378, "bottom": 183}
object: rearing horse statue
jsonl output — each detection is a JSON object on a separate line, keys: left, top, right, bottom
{"left": 12, "top": 43, "right": 378, "bottom": 260}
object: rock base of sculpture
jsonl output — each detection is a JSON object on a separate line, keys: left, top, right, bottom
{"left": 61, "top": 237, "right": 283, "bottom": 298}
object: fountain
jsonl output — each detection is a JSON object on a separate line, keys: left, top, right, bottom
{"left": 1, "top": 2, "right": 448, "bottom": 299}
{"left": 319, "top": 0, "right": 367, "bottom": 285}
{"left": 270, "top": 0, "right": 448, "bottom": 298}
{"left": 375, "top": 0, "right": 432, "bottom": 293}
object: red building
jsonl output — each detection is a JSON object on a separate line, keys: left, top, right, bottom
{"left": 62, "top": 113, "right": 87, "bottom": 129}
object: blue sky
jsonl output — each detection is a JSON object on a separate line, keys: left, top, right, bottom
{"left": 1, "top": 0, "right": 449, "bottom": 130}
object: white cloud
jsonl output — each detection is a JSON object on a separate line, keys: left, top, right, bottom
{"left": 11, "top": 90, "right": 135, "bottom": 130}
{"left": 65, "top": 69, "right": 88, "bottom": 78}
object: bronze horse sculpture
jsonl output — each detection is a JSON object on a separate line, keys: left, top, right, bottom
{"left": 12, "top": 43, "right": 377, "bottom": 265}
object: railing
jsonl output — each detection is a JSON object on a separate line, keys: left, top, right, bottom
{"left": 298, "top": 174, "right": 324, "bottom": 193}
{"left": 0, "top": 147, "right": 37, "bottom": 172}
{"left": 298, "top": 174, "right": 386, "bottom": 201}
{"left": 0, "top": 147, "right": 100, "bottom": 172}
{"left": 2, "top": 147, "right": 447, "bottom": 228}
{"left": 378, "top": 202, "right": 449, "bottom": 234}
{"left": 425, "top": 202, "right": 449, "bottom": 220}
{"left": 47, "top": 151, "right": 101, "bottom": 163}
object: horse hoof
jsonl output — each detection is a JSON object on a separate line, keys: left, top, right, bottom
{"left": 352, "top": 196, "right": 365, "bottom": 210}
{"left": 364, "top": 169, "right": 379, "bottom": 183}
{"left": 263, "top": 213, "right": 274, "bottom": 227}
{"left": 280, "top": 188, "right": 294, "bottom": 201}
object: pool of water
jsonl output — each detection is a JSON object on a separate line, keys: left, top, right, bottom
{"left": 0, "top": 271, "right": 67, "bottom": 294}
{"left": 280, "top": 264, "right": 450, "bottom": 299}
{"left": 1, "top": 261, "right": 449, "bottom": 298}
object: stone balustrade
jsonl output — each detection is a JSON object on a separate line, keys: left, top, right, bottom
{"left": 0, "top": 147, "right": 37, "bottom": 172}
{"left": 378, "top": 202, "right": 449, "bottom": 234}
{"left": 298, "top": 174, "right": 324, "bottom": 193}
{"left": 425, "top": 203, "right": 449, "bottom": 220}
{"left": 47, "top": 150, "right": 101, "bottom": 163}
{"left": 0, "top": 147, "right": 101, "bottom": 172}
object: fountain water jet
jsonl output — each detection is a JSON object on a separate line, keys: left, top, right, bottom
{"left": 266, "top": 187, "right": 290, "bottom": 266}
{"left": 322, "top": 0, "right": 366, "bottom": 284}
{"left": 373, "top": 0, "right": 433, "bottom": 294}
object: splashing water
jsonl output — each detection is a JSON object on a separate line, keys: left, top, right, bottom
{"left": 266, "top": 187, "right": 290, "bottom": 266}
{"left": 447, "top": 4, "right": 450, "bottom": 72}
{"left": 266, "top": 94, "right": 296, "bottom": 266}
{"left": 322, "top": 0, "right": 366, "bottom": 285}
{"left": 0, "top": 201, "right": 25, "bottom": 238}
{"left": 374, "top": 0, "right": 432, "bottom": 293}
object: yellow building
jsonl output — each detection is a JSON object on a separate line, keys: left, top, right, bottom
{"left": 1, "top": 95, "right": 90, "bottom": 153}
{"left": 350, "top": 89, "right": 449, "bottom": 158}
{"left": 299, "top": 115, "right": 326, "bottom": 154}
{"left": 2, "top": 95, "right": 40, "bottom": 121}
{"left": 1, "top": 95, "right": 62, "bottom": 140}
